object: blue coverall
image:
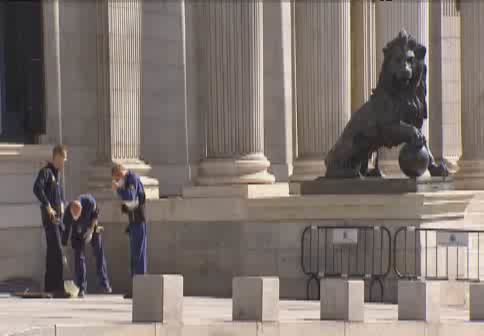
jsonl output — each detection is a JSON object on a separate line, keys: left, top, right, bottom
{"left": 62, "top": 194, "right": 110, "bottom": 293}
{"left": 116, "top": 171, "right": 147, "bottom": 276}
{"left": 33, "top": 162, "right": 65, "bottom": 293}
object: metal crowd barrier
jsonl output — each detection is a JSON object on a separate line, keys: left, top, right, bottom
{"left": 393, "top": 227, "right": 484, "bottom": 281}
{"left": 301, "top": 225, "right": 392, "bottom": 301}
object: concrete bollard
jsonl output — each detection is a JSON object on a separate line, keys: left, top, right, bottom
{"left": 320, "top": 278, "right": 364, "bottom": 321}
{"left": 398, "top": 280, "right": 440, "bottom": 322}
{"left": 469, "top": 282, "right": 484, "bottom": 320}
{"left": 132, "top": 274, "right": 183, "bottom": 323}
{"left": 232, "top": 276, "right": 279, "bottom": 322}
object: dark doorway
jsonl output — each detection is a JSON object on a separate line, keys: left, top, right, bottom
{"left": 0, "top": 1, "right": 46, "bottom": 144}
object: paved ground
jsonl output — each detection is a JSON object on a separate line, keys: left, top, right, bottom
{"left": 0, "top": 294, "right": 479, "bottom": 336}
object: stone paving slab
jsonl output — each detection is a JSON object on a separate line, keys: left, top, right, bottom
{"left": 0, "top": 295, "right": 481, "bottom": 336}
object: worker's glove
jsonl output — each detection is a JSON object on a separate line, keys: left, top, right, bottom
{"left": 121, "top": 204, "right": 129, "bottom": 214}
{"left": 83, "top": 227, "right": 94, "bottom": 244}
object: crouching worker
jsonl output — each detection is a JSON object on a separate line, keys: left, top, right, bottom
{"left": 62, "top": 194, "right": 112, "bottom": 298}
{"left": 111, "top": 164, "right": 147, "bottom": 299}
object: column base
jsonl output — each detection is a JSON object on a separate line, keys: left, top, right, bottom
{"left": 289, "top": 158, "right": 325, "bottom": 182}
{"left": 289, "top": 158, "right": 325, "bottom": 194}
{"left": 197, "top": 154, "right": 275, "bottom": 185}
{"left": 269, "top": 163, "right": 293, "bottom": 182}
{"left": 88, "top": 159, "right": 160, "bottom": 199}
{"left": 454, "top": 160, "right": 484, "bottom": 190}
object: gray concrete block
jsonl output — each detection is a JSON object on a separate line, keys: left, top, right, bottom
{"left": 470, "top": 283, "right": 484, "bottom": 320}
{"left": 398, "top": 280, "right": 440, "bottom": 321}
{"left": 132, "top": 274, "right": 183, "bottom": 323}
{"left": 320, "top": 278, "right": 364, "bottom": 321}
{"left": 232, "top": 276, "right": 279, "bottom": 322}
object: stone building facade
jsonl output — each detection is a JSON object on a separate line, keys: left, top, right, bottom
{"left": 1, "top": 0, "right": 484, "bottom": 300}
{"left": 0, "top": 0, "right": 468, "bottom": 197}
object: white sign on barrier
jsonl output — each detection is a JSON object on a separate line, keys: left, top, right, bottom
{"left": 436, "top": 231, "right": 469, "bottom": 247}
{"left": 332, "top": 229, "right": 358, "bottom": 245}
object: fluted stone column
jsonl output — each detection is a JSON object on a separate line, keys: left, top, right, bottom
{"left": 429, "top": 0, "right": 461, "bottom": 173}
{"left": 290, "top": 0, "right": 351, "bottom": 181}
{"left": 428, "top": 0, "right": 444, "bottom": 164}
{"left": 195, "top": 0, "right": 274, "bottom": 186}
{"left": 88, "top": 0, "right": 159, "bottom": 199}
{"left": 375, "top": 0, "right": 430, "bottom": 176}
{"left": 454, "top": 1, "right": 484, "bottom": 189}
{"left": 263, "top": 0, "right": 293, "bottom": 182}
{"left": 351, "top": 0, "right": 376, "bottom": 112}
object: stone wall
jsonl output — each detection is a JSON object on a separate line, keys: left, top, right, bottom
{"left": 42, "top": 0, "right": 98, "bottom": 200}
{"left": 0, "top": 145, "right": 52, "bottom": 289}
{"left": 142, "top": 0, "right": 200, "bottom": 197}
{"left": 78, "top": 193, "right": 474, "bottom": 303}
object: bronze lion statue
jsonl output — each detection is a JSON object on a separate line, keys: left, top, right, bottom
{"left": 324, "top": 30, "right": 448, "bottom": 178}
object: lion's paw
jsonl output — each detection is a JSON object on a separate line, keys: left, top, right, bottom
{"left": 428, "top": 163, "right": 449, "bottom": 177}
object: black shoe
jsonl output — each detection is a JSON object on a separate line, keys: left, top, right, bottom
{"left": 78, "top": 290, "right": 85, "bottom": 298}
{"left": 102, "top": 286, "right": 113, "bottom": 294}
{"left": 52, "top": 290, "right": 72, "bottom": 299}
{"left": 123, "top": 293, "right": 132, "bottom": 299}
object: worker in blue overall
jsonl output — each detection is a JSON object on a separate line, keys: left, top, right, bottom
{"left": 111, "top": 163, "right": 147, "bottom": 299}
{"left": 33, "top": 144, "right": 71, "bottom": 298}
{"left": 62, "top": 194, "right": 112, "bottom": 298}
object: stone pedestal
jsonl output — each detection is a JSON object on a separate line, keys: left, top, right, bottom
{"left": 132, "top": 274, "right": 183, "bottom": 323}
{"left": 320, "top": 279, "right": 364, "bottom": 321}
{"left": 470, "top": 283, "right": 484, "bottom": 320}
{"left": 232, "top": 277, "right": 279, "bottom": 322}
{"left": 295, "top": 177, "right": 454, "bottom": 195}
{"left": 398, "top": 280, "right": 440, "bottom": 321}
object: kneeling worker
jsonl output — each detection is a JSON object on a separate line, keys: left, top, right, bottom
{"left": 62, "top": 194, "right": 112, "bottom": 298}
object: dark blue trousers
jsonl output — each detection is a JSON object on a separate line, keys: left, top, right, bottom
{"left": 74, "top": 232, "right": 110, "bottom": 292}
{"left": 43, "top": 224, "right": 64, "bottom": 293}
{"left": 128, "top": 222, "right": 147, "bottom": 276}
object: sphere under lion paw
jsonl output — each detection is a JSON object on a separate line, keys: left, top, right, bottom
{"left": 398, "top": 143, "right": 430, "bottom": 178}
